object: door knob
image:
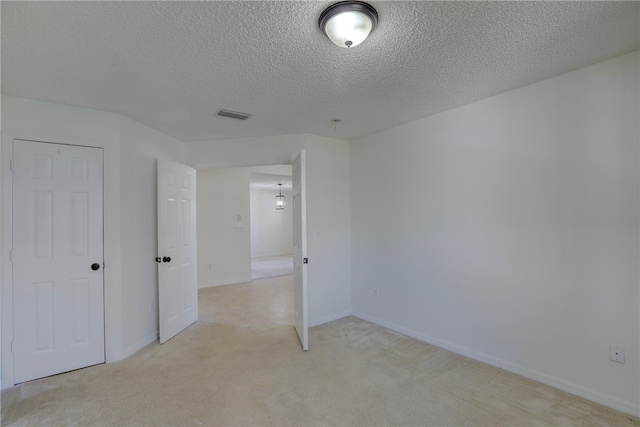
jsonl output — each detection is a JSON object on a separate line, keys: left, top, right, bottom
{"left": 91, "top": 263, "right": 100, "bottom": 271}
{"left": 163, "top": 257, "right": 171, "bottom": 263}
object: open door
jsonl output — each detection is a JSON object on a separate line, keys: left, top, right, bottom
{"left": 292, "top": 150, "right": 308, "bottom": 351}
{"left": 157, "top": 159, "right": 198, "bottom": 344}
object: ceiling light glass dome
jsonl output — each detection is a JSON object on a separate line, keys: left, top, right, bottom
{"left": 319, "top": 1, "right": 378, "bottom": 48}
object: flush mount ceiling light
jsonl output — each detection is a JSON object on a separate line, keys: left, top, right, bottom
{"left": 319, "top": 1, "right": 378, "bottom": 48}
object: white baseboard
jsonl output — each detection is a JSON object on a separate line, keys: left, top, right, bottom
{"left": 251, "top": 252, "right": 293, "bottom": 259}
{"left": 352, "top": 311, "right": 639, "bottom": 417}
{"left": 309, "top": 310, "right": 352, "bottom": 327}
{"left": 113, "top": 331, "right": 158, "bottom": 361}
{"left": 198, "top": 276, "right": 252, "bottom": 289}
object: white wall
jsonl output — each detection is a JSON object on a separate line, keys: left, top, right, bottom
{"left": 119, "top": 116, "right": 184, "bottom": 356}
{"left": 250, "top": 185, "right": 293, "bottom": 258}
{"left": 0, "top": 96, "right": 123, "bottom": 386}
{"left": 196, "top": 168, "right": 252, "bottom": 288}
{"left": 186, "top": 134, "right": 352, "bottom": 326}
{"left": 0, "top": 96, "right": 184, "bottom": 388}
{"left": 349, "top": 51, "right": 639, "bottom": 415}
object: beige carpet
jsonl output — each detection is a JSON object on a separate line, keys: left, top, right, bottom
{"left": 251, "top": 254, "right": 293, "bottom": 280}
{"left": 1, "top": 277, "right": 638, "bottom": 426}
{"left": 199, "top": 275, "right": 293, "bottom": 326}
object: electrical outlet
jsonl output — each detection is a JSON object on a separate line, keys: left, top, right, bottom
{"left": 610, "top": 345, "right": 625, "bottom": 363}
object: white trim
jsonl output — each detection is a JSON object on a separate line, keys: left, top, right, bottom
{"left": 309, "top": 310, "right": 352, "bottom": 327}
{"left": 1, "top": 133, "right": 15, "bottom": 389}
{"left": 113, "top": 332, "right": 158, "bottom": 361}
{"left": 251, "top": 252, "right": 294, "bottom": 259}
{"left": 197, "top": 276, "right": 253, "bottom": 289}
{"left": 352, "top": 311, "right": 639, "bottom": 417}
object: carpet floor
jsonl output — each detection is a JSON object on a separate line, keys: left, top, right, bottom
{"left": 1, "top": 276, "right": 638, "bottom": 426}
{"left": 199, "top": 275, "right": 293, "bottom": 326}
{"left": 251, "top": 254, "right": 293, "bottom": 280}
{"left": 2, "top": 318, "right": 638, "bottom": 426}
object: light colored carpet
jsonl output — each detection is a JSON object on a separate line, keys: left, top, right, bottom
{"left": 251, "top": 254, "right": 293, "bottom": 280}
{"left": 199, "top": 275, "right": 293, "bottom": 326}
{"left": 2, "top": 275, "right": 638, "bottom": 426}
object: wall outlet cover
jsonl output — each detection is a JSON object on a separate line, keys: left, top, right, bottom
{"left": 609, "top": 345, "right": 625, "bottom": 363}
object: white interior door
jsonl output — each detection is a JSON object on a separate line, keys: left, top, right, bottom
{"left": 292, "top": 150, "right": 308, "bottom": 351}
{"left": 12, "top": 139, "right": 105, "bottom": 384}
{"left": 157, "top": 159, "right": 197, "bottom": 344}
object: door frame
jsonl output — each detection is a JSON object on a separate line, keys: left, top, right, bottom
{"left": 1, "top": 131, "right": 116, "bottom": 389}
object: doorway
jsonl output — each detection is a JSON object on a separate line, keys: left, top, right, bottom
{"left": 195, "top": 165, "right": 294, "bottom": 325}
{"left": 249, "top": 171, "right": 293, "bottom": 281}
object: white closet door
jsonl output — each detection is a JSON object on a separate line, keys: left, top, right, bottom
{"left": 13, "top": 139, "right": 105, "bottom": 383}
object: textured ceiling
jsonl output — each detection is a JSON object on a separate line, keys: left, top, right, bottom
{"left": 2, "top": 1, "right": 638, "bottom": 141}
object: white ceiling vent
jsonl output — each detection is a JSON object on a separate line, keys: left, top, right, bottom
{"left": 217, "top": 109, "right": 252, "bottom": 120}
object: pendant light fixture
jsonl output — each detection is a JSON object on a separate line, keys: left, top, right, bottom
{"left": 319, "top": 1, "right": 378, "bottom": 48}
{"left": 275, "top": 184, "right": 285, "bottom": 210}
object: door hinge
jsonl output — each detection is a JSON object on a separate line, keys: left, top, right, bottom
{"left": 10, "top": 341, "right": 14, "bottom": 353}
{"left": 9, "top": 250, "right": 13, "bottom": 262}
{"left": 10, "top": 159, "right": 14, "bottom": 172}
{"left": 303, "top": 258, "right": 308, "bottom": 264}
